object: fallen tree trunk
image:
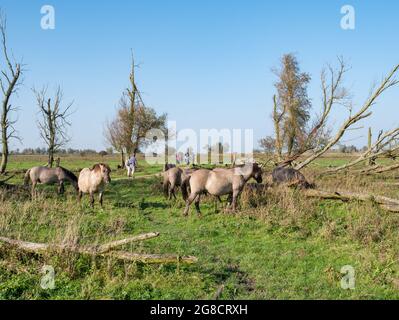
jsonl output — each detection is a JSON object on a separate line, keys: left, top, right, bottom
{"left": 303, "top": 189, "right": 399, "bottom": 212}
{"left": 103, "top": 251, "right": 198, "bottom": 264}
{"left": 323, "top": 145, "right": 399, "bottom": 175}
{"left": 358, "top": 164, "right": 383, "bottom": 174}
{"left": 0, "top": 232, "right": 197, "bottom": 265}
{"left": 97, "top": 232, "right": 160, "bottom": 253}
{"left": 380, "top": 204, "right": 399, "bottom": 212}
{"left": 295, "top": 64, "right": 399, "bottom": 171}
{"left": 362, "top": 162, "right": 399, "bottom": 174}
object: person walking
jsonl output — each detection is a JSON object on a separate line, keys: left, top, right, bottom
{"left": 126, "top": 152, "right": 137, "bottom": 178}
{"left": 184, "top": 151, "right": 190, "bottom": 165}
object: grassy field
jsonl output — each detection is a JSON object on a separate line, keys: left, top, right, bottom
{"left": 0, "top": 154, "right": 398, "bottom": 299}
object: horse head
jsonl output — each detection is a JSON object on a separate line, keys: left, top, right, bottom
{"left": 92, "top": 163, "right": 112, "bottom": 184}
{"left": 235, "top": 162, "right": 263, "bottom": 183}
{"left": 251, "top": 162, "right": 263, "bottom": 183}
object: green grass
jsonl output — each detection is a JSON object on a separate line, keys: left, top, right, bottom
{"left": 0, "top": 154, "right": 398, "bottom": 299}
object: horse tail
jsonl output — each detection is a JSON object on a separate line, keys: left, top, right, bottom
{"left": 24, "top": 169, "right": 31, "bottom": 186}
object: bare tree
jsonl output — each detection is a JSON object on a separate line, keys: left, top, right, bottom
{"left": 104, "top": 53, "right": 167, "bottom": 162}
{"left": 323, "top": 127, "right": 399, "bottom": 173}
{"left": 265, "top": 55, "right": 399, "bottom": 171}
{"left": 259, "top": 136, "right": 276, "bottom": 154}
{"left": 117, "top": 98, "right": 167, "bottom": 153}
{"left": 104, "top": 116, "right": 125, "bottom": 167}
{"left": 266, "top": 56, "right": 347, "bottom": 167}
{"left": 0, "top": 11, "right": 22, "bottom": 174}
{"left": 34, "top": 86, "right": 73, "bottom": 167}
{"left": 295, "top": 62, "right": 399, "bottom": 170}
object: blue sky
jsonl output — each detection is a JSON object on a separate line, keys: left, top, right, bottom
{"left": 1, "top": 0, "right": 398, "bottom": 151}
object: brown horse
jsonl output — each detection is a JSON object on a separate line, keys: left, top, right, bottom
{"left": 183, "top": 162, "right": 263, "bottom": 216}
{"left": 163, "top": 167, "right": 194, "bottom": 200}
{"left": 78, "top": 163, "right": 111, "bottom": 207}
{"left": 24, "top": 166, "right": 79, "bottom": 197}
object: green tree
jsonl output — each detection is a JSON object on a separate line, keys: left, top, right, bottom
{"left": 273, "top": 53, "right": 311, "bottom": 157}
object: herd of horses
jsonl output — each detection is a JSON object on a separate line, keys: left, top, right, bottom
{"left": 22, "top": 160, "right": 312, "bottom": 214}
{"left": 162, "top": 161, "right": 313, "bottom": 215}
{"left": 163, "top": 163, "right": 263, "bottom": 215}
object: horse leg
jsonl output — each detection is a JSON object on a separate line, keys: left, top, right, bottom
{"left": 169, "top": 180, "right": 177, "bottom": 200}
{"left": 183, "top": 192, "right": 199, "bottom": 216}
{"left": 231, "top": 189, "right": 242, "bottom": 212}
{"left": 31, "top": 181, "right": 37, "bottom": 199}
{"left": 163, "top": 181, "right": 170, "bottom": 199}
{"left": 226, "top": 193, "right": 233, "bottom": 207}
{"left": 213, "top": 196, "right": 219, "bottom": 213}
{"left": 171, "top": 186, "right": 177, "bottom": 200}
{"left": 78, "top": 191, "right": 83, "bottom": 202}
{"left": 194, "top": 194, "right": 201, "bottom": 216}
{"left": 99, "top": 192, "right": 103, "bottom": 207}
{"left": 90, "top": 192, "right": 95, "bottom": 208}
{"left": 58, "top": 181, "right": 65, "bottom": 195}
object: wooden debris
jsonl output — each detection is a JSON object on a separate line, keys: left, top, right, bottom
{"left": 303, "top": 189, "right": 399, "bottom": 212}
{"left": 97, "top": 232, "right": 160, "bottom": 253}
{"left": 0, "top": 232, "right": 197, "bottom": 265}
{"left": 103, "top": 251, "right": 198, "bottom": 264}
{"left": 365, "top": 163, "right": 399, "bottom": 174}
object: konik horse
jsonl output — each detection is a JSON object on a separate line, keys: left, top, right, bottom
{"left": 183, "top": 162, "right": 263, "bottom": 216}
{"left": 163, "top": 167, "right": 195, "bottom": 200}
{"left": 78, "top": 163, "right": 111, "bottom": 207}
{"left": 24, "top": 166, "right": 78, "bottom": 197}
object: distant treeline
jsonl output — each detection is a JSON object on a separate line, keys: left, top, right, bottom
{"left": 10, "top": 147, "right": 114, "bottom": 156}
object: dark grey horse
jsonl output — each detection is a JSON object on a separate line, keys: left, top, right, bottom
{"left": 24, "top": 166, "right": 79, "bottom": 197}
{"left": 272, "top": 166, "right": 314, "bottom": 189}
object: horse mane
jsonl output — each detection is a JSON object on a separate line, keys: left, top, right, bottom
{"left": 59, "top": 166, "right": 78, "bottom": 182}
{"left": 91, "top": 163, "right": 101, "bottom": 172}
{"left": 91, "top": 163, "right": 111, "bottom": 172}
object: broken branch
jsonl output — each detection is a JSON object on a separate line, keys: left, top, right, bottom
{"left": 97, "top": 232, "right": 160, "bottom": 253}
{"left": 0, "top": 232, "right": 197, "bottom": 265}
{"left": 303, "top": 189, "right": 399, "bottom": 212}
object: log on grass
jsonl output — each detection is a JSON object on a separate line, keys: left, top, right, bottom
{"left": 380, "top": 204, "right": 399, "bottom": 212}
{"left": 97, "top": 232, "right": 160, "bottom": 253}
{"left": 303, "top": 189, "right": 399, "bottom": 211}
{"left": 0, "top": 236, "right": 96, "bottom": 255}
{"left": 0, "top": 234, "right": 197, "bottom": 265}
{"left": 103, "top": 251, "right": 198, "bottom": 264}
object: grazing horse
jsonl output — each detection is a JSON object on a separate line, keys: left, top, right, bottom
{"left": 183, "top": 162, "right": 263, "bottom": 216}
{"left": 272, "top": 166, "right": 314, "bottom": 189}
{"left": 78, "top": 163, "right": 111, "bottom": 207}
{"left": 24, "top": 166, "right": 78, "bottom": 197}
{"left": 163, "top": 167, "right": 194, "bottom": 201}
